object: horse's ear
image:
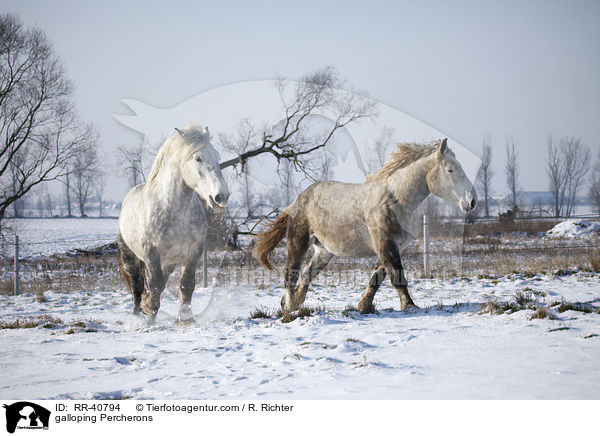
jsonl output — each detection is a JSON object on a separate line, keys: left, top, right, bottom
{"left": 175, "top": 128, "right": 183, "bottom": 136}
{"left": 438, "top": 138, "right": 448, "bottom": 156}
{"left": 203, "top": 126, "right": 210, "bottom": 136}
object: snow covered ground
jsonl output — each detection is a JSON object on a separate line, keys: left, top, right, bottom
{"left": 1, "top": 271, "right": 599, "bottom": 400}
{"left": 546, "top": 219, "right": 600, "bottom": 239}
{"left": 2, "top": 218, "right": 118, "bottom": 259}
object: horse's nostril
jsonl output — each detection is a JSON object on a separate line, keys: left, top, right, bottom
{"left": 470, "top": 199, "right": 476, "bottom": 209}
{"left": 214, "top": 194, "right": 223, "bottom": 204}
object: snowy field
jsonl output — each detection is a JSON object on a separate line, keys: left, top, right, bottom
{"left": 1, "top": 271, "right": 599, "bottom": 400}
{"left": 2, "top": 218, "right": 119, "bottom": 259}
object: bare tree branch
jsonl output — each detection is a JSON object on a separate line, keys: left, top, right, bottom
{"left": 219, "top": 66, "right": 376, "bottom": 173}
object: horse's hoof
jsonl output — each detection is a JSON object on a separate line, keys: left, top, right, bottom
{"left": 358, "top": 302, "right": 376, "bottom": 315}
{"left": 176, "top": 316, "right": 197, "bottom": 326}
{"left": 401, "top": 304, "right": 420, "bottom": 312}
{"left": 144, "top": 311, "right": 158, "bottom": 325}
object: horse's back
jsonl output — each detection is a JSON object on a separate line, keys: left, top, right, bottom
{"left": 293, "top": 181, "right": 381, "bottom": 257}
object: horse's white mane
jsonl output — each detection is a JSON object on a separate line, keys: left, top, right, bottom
{"left": 147, "top": 124, "right": 211, "bottom": 184}
{"left": 366, "top": 140, "right": 452, "bottom": 182}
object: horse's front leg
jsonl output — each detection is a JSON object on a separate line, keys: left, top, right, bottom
{"left": 141, "top": 246, "right": 166, "bottom": 323}
{"left": 118, "top": 232, "right": 145, "bottom": 316}
{"left": 379, "top": 240, "right": 418, "bottom": 311}
{"left": 358, "top": 262, "right": 387, "bottom": 314}
{"left": 177, "top": 246, "right": 203, "bottom": 324}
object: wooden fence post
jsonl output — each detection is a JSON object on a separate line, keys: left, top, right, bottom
{"left": 423, "top": 215, "right": 430, "bottom": 278}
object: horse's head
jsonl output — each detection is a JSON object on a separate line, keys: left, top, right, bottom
{"left": 177, "top": 126, "right": 230, "bottom": 209}
{"left": 426, "top": 138, "right": 477, "bottom": 213}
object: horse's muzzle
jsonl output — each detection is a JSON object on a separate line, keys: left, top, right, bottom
{"left": 210, "top": 192, "right": 229, "bottom": 209}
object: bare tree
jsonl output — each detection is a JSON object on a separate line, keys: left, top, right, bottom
{"left": 32, "top": 183, "right": 48, "bottom": 217}
{"left": 95, "top": 171, "right": 106, "bottom": 218}
{"left": 70, "top": 128, "right": 101, "bottom": 216}
{"left": 9, "top": 155, "right": 26, "bottom": 217}
{"left": 117, "top": 142, "right": 147, "bottom": 188}
{"left": 562, "top": 137, "right": 590, "bottom": 216}
{"left": 504, "top": 138, "right": 519, "bottom": 211}
{"left": 590, "top": 152, "right": 600, "bottom": 216}
{"left": 476, "top": 135, "right": 494, "bottom": 217}
{"left": 56, "top": 123, "right": 98, "bottom": 217}
{"left": 546, "top": 135, "right": 567, "bottom": 217}
{"left": 0, "top": 14, "right": 85, "bottom": 228}
{"left": 366, "top": 126, "right": 395, "bottom": 174}
{"left": 219, "top": 66, "right": 376, "bottom": 175}
{"left": 547, "top": 135, "right": 591, "bottom": 216}
{"left": 63, "top": 173, "right": 73, "bottom": 217}
{"left": 219, "top": 119, "right": 260, "bottom": 218}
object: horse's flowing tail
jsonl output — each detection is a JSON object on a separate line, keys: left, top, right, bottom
{"left": 254, "top": 208, "right": 290, "bottom": 270}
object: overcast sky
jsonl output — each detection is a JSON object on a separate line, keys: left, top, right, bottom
{"left": 4, "top": 0, "right": 599, "bottom": 201}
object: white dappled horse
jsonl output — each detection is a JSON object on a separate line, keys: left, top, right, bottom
{"left": 118, "top": 124, "right": 229, "bottom": 323}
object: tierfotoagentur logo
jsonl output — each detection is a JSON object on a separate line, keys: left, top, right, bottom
{"left": 3, "top": 402, "right": 50, "bottom": 433}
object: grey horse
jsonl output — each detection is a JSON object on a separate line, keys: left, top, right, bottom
{"left": 255, "top": 139, "right": 476, "bottom": 314}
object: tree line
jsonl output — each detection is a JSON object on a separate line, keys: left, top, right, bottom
{"left": 0, "top": 13, "right": 103, "bottom": 226}
{"left": 477, "top": 134, "right": 598, "bottom": 218}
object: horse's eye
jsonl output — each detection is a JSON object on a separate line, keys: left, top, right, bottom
{"left": 447, "top": 168, "right": 454, "bottom": 173}
{"left": 195, "top": 157, "right": 203, "bottom": 163}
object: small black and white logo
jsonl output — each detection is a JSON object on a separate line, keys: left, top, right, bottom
{"left": 3, "top": 402, "right": 50, "bottom": 433}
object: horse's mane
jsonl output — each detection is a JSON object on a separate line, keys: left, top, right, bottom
{"left": 146, "top": 124, "right": 211, "bottom": 185}
{"left": 366, "top": 140, "right": 451, "bottom": 182}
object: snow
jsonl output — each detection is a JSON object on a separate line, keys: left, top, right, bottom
{"left": 546, "top": 219, "right": 600, "bottom": 239}
{"left": 1, "top": 272, "right": 599, "bottom": 399}
{"left": 2, "top": 218, "right": 118, "bottom": 259}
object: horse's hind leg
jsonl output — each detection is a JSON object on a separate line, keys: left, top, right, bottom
{"left": 294, "top": 241, "right": 333, "bottom": 308}
{"left": 118, "top": 233, "right": 145, "bottom": 315}
{"left": 358, "top": 262, "right": 387, "bottom": 314}
{"left": 282, "top": 219, "right": 310, "bottom": 312}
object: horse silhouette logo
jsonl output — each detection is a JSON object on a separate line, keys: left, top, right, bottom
{"left": 3, "top": 402, "right": 50, "bottom": 433}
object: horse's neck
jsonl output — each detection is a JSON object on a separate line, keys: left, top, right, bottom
{"left": 145, "top": 161, "right": 193, "bottom": 207}
{"left": 386, "top": 155, "right": 434, "bottom": 213}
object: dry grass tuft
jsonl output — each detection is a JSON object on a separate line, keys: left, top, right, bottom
{"left": 530, "top": 307, "right": 548, "bottom": 320}
{"left": 0, "top": 315, "right": 63, "bottom": 329}
{"left": 556, "top": 301, "right": 593, "bottom": 314}
{"left": 589, "top": 249, "right": 600, "bottom": 273}
{"left": 0, "top": 319, "right": 41, "bottom": 329}
{"left": 479, "top": 301, "right": 499, "bottom": 315}
{"left": 249, "top": 306, "right": 272, "bottom": 319}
